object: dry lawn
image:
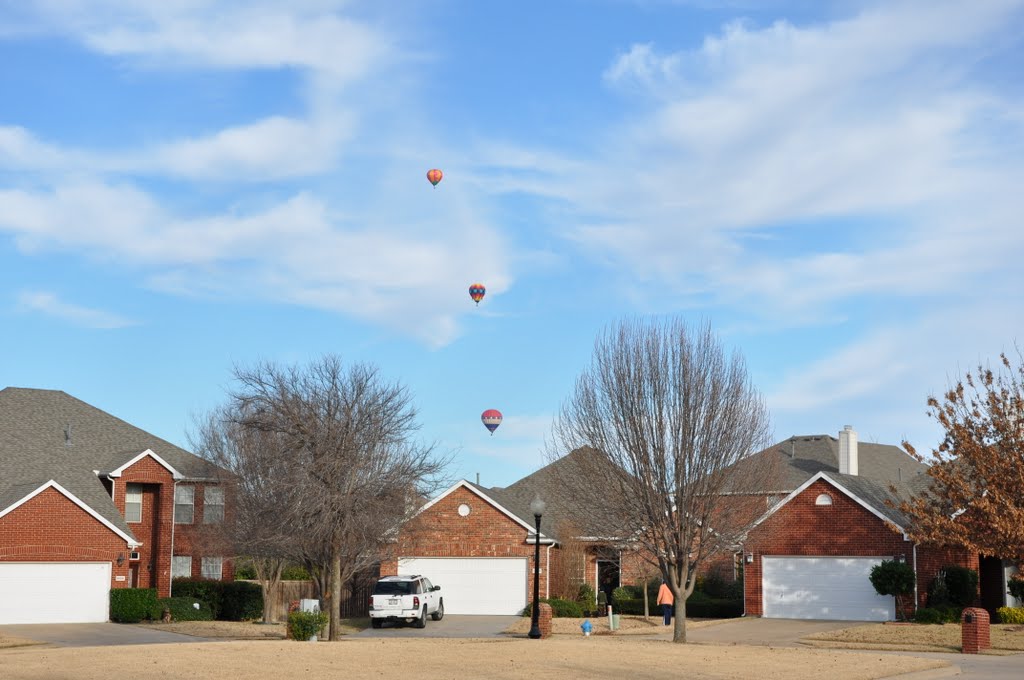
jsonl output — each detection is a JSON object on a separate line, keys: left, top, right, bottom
{"left": 0, "top": 637, "right": 949, "bottom": 680}
{"left": 503, "top": 615, "right": 727, "bottom": 636}
{"left": 803, "top": 622, "right": 1024, "bottom": 654}
{"left": 0, "top": 634, "right": 43, "bottom": 650}
{"left": 132, "top": 618, "right": 369, "bottom": 639}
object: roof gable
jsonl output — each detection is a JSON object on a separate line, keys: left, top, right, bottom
{"left": 750, "top": 471, "right": 907, "bottom": 535}
{"left": 106, "top": 448, "right": 184, "bottom": 480}
{"left": 0, "top": 480, "right": 140, "bottom": 546}
{"left": 414, "top": 480, "right": 554, "bottom": 542}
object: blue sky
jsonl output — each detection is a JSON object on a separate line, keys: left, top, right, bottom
{"left": 2, "top": 0, "right": 1022, "bottom": 488}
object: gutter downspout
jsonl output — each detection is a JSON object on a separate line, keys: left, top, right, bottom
{"left": 545, "top": 544, "right": 553, "bottom": 599}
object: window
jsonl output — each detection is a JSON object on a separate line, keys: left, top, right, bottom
{"left": 815, "top": 493, "right": 834, "bottom": 506}
{"left": 172, "top": 555, "right": 192, "bottom": 578}
{"left": 174, "top": 485, "right": 194, "bottom": 524}
{"left": 201, "top": 557, "right": 223, "bottom": 580}
{"left": 125, "top": 483, "right": 143, "bottom": 523}
{"left": 204, "top": 486, "right": 224, "bottom": 524}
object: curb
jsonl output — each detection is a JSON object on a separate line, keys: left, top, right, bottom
{"left": 886, "top": 666, "right": 961, "bottom": 679}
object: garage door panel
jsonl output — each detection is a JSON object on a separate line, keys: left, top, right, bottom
{"left": 0, "top": 562, "right": 111, "bottom": 624}
{"left": 398, "top": 558, "right": 526, "bottom": 615}
{"left": 763, "top": 557, "right": 894, "bottom": 621}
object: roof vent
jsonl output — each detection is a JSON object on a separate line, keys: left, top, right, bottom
{"left": 839, "top": 425, "right": 858, "bottom": 476}
{"left": 63, "top": 423, "right": 73, "bottom": 447}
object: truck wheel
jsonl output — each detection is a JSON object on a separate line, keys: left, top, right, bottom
{"left": 431, "top": 600, "right": 444, "bottom": 621}
{"left": 414, "top": 607, "right": 427, "bottom": 629}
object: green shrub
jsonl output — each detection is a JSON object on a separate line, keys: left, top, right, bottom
{"left": 110, "top": 588, "right": 158, "bottom": 623}
{"left": 521, "top": 598, "right": 584, "bottom": 618}
{"left": 870, "top": 560, "right": 916, "bottom": 599}
{"left": 612, "top": 586, "right": 641, "bottom": 608}
{"left": 915, "top": 605, "right": 962, "bottom": 623}
{"left": 1008, "top": 578, "right": 1024, "bottom": 602}
{"left": 997, "top": 606, "right": 1024, "bottom": 624}
{"left": 154, "top": 597, "right": 214, "bottom": 622}
{"left": 288, "top": 610, "right": 327, "bottom": 641}
{"left": 220, "top": 581, "right": 263, "bottom": 621}
{"left": 943, "top": 566, "right": 979, "bottom": 607}
{"left": 699, "top": 575, "right": 740, "bottom": 599}
{"left": 234, "top": 563, "right": 257, "bottom": 580}
{"left": 683, "top": 595, "right": 742, "bottom": 619}
{"left": 576, "top": 583, "right": 596, "bottom": 612}
{"left": 172, "top": 578, "right": 222, "bottom": 618}
{"left": 612, "top": 597, "right": 647, "bottom": 615}
{"left": 913, "top": 607, "right": 947, "bottom": 624}
{"left": 281, "top": 565, "right": 312, "bottom": 580}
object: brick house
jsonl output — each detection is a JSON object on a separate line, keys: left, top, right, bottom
{"left": 381, "top": 448, "right": 650, "bottom": 615}
{"left": 389, "top": 427, "right": 1019, "bottom": 620}
{"left": 0, "top": 388, "right": 234, "bottom": 624}
{"left": 720, "top": 426, "right": 1019, "bottom": 621}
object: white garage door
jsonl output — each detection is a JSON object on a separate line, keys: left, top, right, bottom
{"left": 398, "top": 558, "right": 527, "bottom": 615}
{"left": 762, "top": 557, "right": 895, "bottom": 621}
{"left": 0, "top": 562, "right": 111, "bottom": 624}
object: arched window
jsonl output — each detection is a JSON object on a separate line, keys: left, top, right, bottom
{"left": 815, "top": 493, "right": 833, "bottom": 506}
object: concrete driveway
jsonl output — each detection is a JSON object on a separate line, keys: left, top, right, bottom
{"left": 352, "top": 615, "right": 518, "bottom": 639}
{"left": 0, "top": 623, "right": 209, "bottom": 647}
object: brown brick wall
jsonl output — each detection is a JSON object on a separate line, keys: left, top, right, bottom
{"left": 741, "top": 479, "right": 913, "bottom": 616}
{"left": 0, "top": 487, "right": 133, "bottom": 586}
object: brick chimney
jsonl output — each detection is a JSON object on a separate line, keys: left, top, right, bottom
{"left": 839, "top": 425, "right": 858, "bottom": 475}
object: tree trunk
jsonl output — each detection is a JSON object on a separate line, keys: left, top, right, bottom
{"left": 329, "top": 547, "right": 342, "bottom": 641}
{"left": 672, "top": 596, "right": 687, "bottom": 642}
{"left": 642, "top": 577, "right": 649, "bottom": 619}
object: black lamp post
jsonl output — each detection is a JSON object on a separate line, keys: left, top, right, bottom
{"left": 528, "top": 496, "right": 546, "bottom": 639}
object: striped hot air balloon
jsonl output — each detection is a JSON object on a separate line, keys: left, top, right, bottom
{"left": 426, "top": 168, "right": 443, "bottom": 187}
{"left": 469, "top": 283, "right": 486, "bottom": 305}
{"left": 481, "top": 409, "right": 502, "bottom": 435}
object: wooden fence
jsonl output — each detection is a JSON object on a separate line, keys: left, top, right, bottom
{"left": 241, "top": 578, "right": 373, "bottom": 621}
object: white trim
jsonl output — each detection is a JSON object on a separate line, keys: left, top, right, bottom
{"left": 748, "top": 471, "right": 906, "bottom": 534}
{"left": 0, "top": 480, "right": 140, "bottom": 547}
{"left": 106, "top": 449, "right": 184, "bottom": 480}
{"left": 412, "top": 480, "right": 554, "bottom": 541}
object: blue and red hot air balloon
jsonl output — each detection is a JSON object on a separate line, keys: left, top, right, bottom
{"left": 481, "top": 409, "right": 502, "bottom": 435}
{"left": 426, "top": 168, "right": 443, "bottom": 187}
{"left": 469, "top": 283, "right": 486, "bottom": 305}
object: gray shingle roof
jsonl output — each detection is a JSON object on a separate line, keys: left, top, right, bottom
{"left": 0, "top": 387, "right": 223, "bottom": 541}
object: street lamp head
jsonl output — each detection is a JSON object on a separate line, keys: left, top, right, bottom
{"left": 530, "top": 496, "right": 546, "bottom": 518}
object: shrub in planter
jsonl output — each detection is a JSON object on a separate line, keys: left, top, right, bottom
{"left": 153, "top": 597, "right": 214, "bottom": 622}
{"left": 997, "top": 606, "right": 1024, "bottom": 624}
{"left": 219, "top": 581, "right": 263, "bottom": 621}
{"left": 110, "top": 588, "right": 158, "bottom": 623}
{"left": 288, "top": 610, "right": 327, "bottom": 641}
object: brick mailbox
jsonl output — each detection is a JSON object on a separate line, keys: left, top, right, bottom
{"left": 961, "top": 607, "right": 990, "bottom": 654}
{"left": 537, "top": 602, "right": 553, "bottom": 639}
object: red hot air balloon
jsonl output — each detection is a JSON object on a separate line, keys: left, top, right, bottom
{"left": 481, "top": 409, "right": 502, "bottom": 435}
{"left": 426, "top": 168, "right": 443, "bottom": 187}
{"left": 469, "top": 283, "right": 486, "bottom": 305}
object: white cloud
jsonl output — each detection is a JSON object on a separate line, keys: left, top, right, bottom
{"left": 16, "top": 290, "right": 137, "bottom": 329}
{"left": 0, "top": 181, "right": 512, "bottom": 346}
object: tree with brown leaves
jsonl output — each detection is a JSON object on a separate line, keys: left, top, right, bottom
{"left": 899, "top": 352, "right": 1024, "bottom": 559}
{"left": 550, "top": 319, "right": 774, "bottom": 643}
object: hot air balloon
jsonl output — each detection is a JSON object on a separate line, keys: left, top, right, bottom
{"left": 469, "top": 283, "right": 486, "bottom": 305}
{"left": 426, "top": 168, "right": 443, "bottom": 187}
{"left": 481, "top": 409, "right": 502, "bottom": 435}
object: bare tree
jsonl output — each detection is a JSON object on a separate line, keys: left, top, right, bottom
{"left": 230, "top": 355, "right": 447, "bottom": 640}
{"left": 191, "top": 407, "right": 299, "bottom": 623}
{"left": 550, "top": 319, "right": 774, "bottom": 643}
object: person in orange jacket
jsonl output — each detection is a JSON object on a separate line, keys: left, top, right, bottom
{"left": 657, "top": 580, "right": 674, "bottom": 626}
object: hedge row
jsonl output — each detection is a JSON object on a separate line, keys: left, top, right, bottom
{"left": 172, "top": 578, "right": 263, "bottom": 621}
{"left": 521, "top": 598, "right": 585, "bottom": 618}
{"left": 109, "top": 588, "right": 215, "bottom": 622}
